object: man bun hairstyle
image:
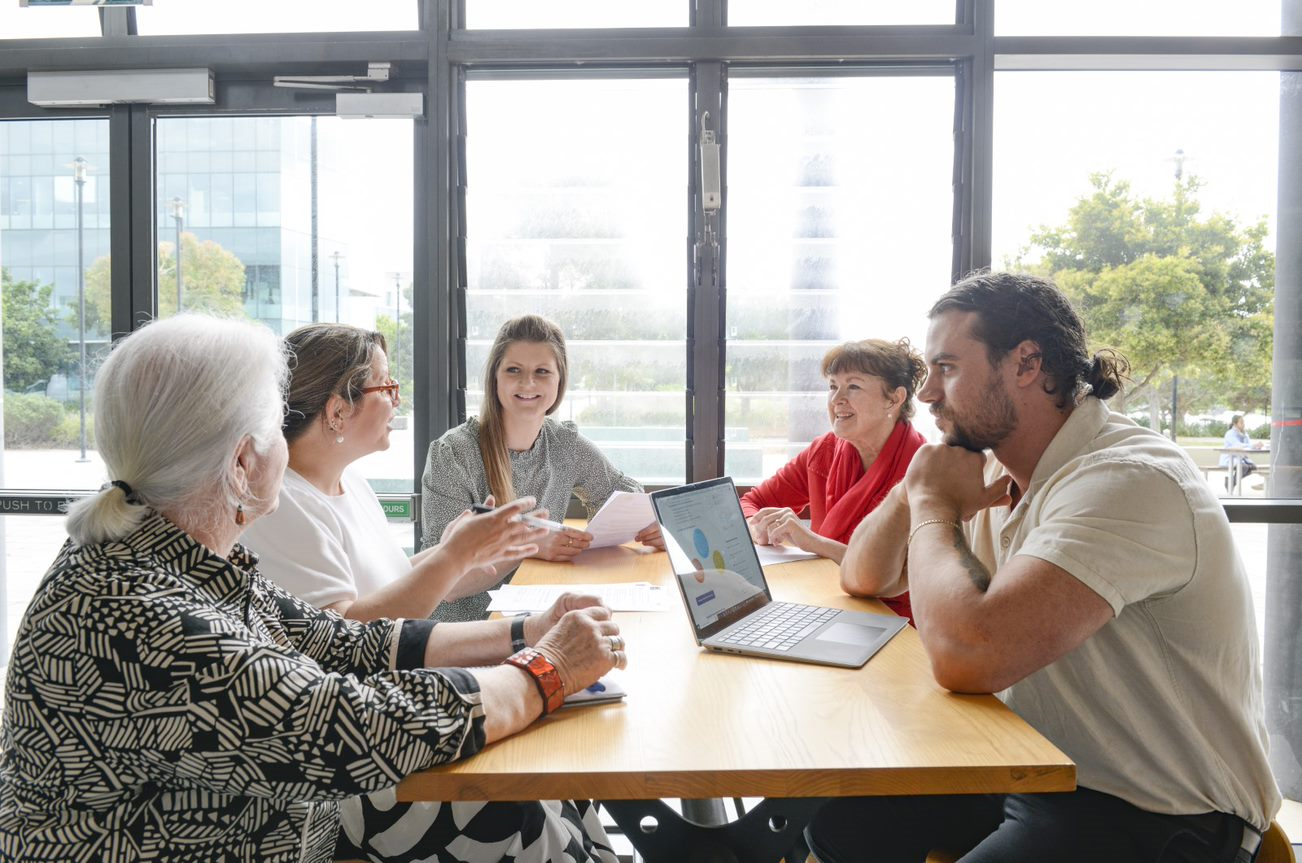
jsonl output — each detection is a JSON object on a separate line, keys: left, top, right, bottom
{"left": 929, "top": 271, "right": 1128, "bottom": 409}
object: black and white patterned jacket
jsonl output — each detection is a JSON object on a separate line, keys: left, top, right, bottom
{"left": 0, "top": 512, "right": 486, "bottom": 862}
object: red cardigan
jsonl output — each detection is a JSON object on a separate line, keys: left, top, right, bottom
{"left": 740, "top": 422, "right": 925, "bottom": 622}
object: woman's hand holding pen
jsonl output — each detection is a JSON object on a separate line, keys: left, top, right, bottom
{"left": 442, "top": 496, "right": 547, "bottom": 570}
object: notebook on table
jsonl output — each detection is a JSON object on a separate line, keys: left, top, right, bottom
{"left": 650, "top": 477, "right": 907, "bottom": 669}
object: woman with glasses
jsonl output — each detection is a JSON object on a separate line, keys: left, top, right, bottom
{"left": 242, "top": 323, "right": 545, "bottom": 621}
{"left": 0, "top": 315, "right": 623, "bottom": 863}
{"left": 241, "top": 322, "right": 621, "bottom": 862}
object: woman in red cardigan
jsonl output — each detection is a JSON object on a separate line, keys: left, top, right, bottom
{"left": 741, "top": 338, "right": 926, "bottom": 621}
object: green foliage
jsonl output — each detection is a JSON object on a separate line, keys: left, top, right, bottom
{"left": 1, "top": 268, "right": 75, "bottom": 392}
{"left": 374, "top": 281, "right": 413, "bottom": 416}
{"left": 1018, "top": 172, "right": 1274, "bottom": 415}
{"left": 3, "top": 392, "right": 67, "bottom": 447}
{"left": 83, "top": 233, "right": 247, "bottom": 331}
{"left": 54, "top": 411, "right": 94, "bottom": 449}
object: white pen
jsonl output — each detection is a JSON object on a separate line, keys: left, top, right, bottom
{"left": 471, "top": 503, "right": 567, "bottom": 533}
{"left": 518, "top": 513, "right": 567, "bottom": 533}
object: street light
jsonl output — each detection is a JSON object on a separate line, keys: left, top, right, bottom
{"left": 1168, "top": 148, "right": 1187, "bottom": 442}
{"left": 169, "top": 196, "right": 185, "bottom": 313}
{"left": 331, "top": 250, "right": 344, "bottom": 321}
{"left": 71, "top": 156, "right": 90, "bottom": 463}
{"left": 387, "top": 271, "right": 404, "bottom": 384}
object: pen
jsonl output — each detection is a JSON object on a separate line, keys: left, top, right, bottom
{"left": 470, "top": 503, "right": 567, "bottom": 533}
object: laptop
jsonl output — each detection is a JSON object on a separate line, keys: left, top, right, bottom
{"left": 650, "top": 476, "right": 908, "bottom": 668}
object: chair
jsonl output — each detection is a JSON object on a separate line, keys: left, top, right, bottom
{"left": 1260, "top": 820, "right": 1296, "bottom": 863}
{"left": 807, "top": 851, "right": 955, "bottom": 862}
{"left": 906, "top": 821, "right": 1293, "bottom": 863}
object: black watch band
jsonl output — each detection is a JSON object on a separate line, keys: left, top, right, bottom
{"left": 510, "top": 614, "right": 529, "bottom": 653}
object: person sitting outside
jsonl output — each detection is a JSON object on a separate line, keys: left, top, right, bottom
{"left": 1219, "top": 413, "right": 1261, "bottom": 491}
{"left": 0, "top": 314, "right": 624, "bottom": 863}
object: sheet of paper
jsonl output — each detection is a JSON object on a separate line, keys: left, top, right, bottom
{"left": 584, "top": 490, "right": 655, "bottom": 548}
{"left": 754, "top": 543, "right": 820, "bottom": 567}
{"left": 486, "top": 582, "right": 670, "bottom": 613}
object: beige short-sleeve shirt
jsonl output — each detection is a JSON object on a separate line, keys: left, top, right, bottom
{"left": 966, "top": 397, "right": 1279, "bottom": 829}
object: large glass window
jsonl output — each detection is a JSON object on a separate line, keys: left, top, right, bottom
{"left": 154, "top": 115, "right": 414, "bottom": 502}
{"left": 0, "top": 118, "right": 110, "bottom": 664}
{"left": 135, "top": 0, "right": 418, "bottom": 35}
{"left": 465, "top": 2, "right": 685, "bottom": 29}
{"left": 464, "top": 77, "right": 688, "bottom": 484}
{"left": 731, "top": 1, "right": 954, "bottom": 27}
{"left": 995, "top": 0, "right": 1282, "bottom": 37}
{"left": 724, "top": 74, "right": 955, "bottom": 482}
{"left": 0, "top": 4, "right": 99, "bottom": 38}
{"left": 993, "top": 71, "right": 1279, "bottom": 503}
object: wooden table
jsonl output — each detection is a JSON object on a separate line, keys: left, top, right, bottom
{"left": 397, "top": 545, "right": 1074, "bottom": 804}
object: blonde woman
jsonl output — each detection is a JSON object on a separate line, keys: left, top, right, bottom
{"left": 421, "top": 314, "right": 664, "bottom": 621}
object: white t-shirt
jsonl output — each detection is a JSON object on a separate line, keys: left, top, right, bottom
{"left": 241, "top": 466, "right": 412, "bottom": 609}
{"left": 966, "top": 397, "right": 1280, "bottom": 829}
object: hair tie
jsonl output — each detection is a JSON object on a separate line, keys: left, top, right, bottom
{"left": 106, "top": 480, "right": 136, "bottom": 502}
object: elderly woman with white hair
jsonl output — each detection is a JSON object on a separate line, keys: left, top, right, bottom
{"left": 0, "top": 314, "right": 624, "bottom": 863}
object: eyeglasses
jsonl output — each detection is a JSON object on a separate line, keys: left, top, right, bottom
{"left": 359, "top": 379, "right": 401, "bottom": 405}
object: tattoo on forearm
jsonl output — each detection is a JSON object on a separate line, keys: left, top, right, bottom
{"left": 950, "top": 525, "right": 991, "bottom": 593}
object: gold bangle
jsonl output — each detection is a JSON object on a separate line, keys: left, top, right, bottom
{"left": 908, "top": 518, "right": 961, "bottom": 546}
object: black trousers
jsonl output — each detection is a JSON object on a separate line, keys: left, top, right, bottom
{"left": 804, "top": 787, "right": 1252, "bottom": 863}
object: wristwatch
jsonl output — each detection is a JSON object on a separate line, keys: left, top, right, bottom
{"left": 510, "top": 614, "right": 529, "bottom": 653}
{"left": 503, "top": 647, "right": 565, "bottom": 715}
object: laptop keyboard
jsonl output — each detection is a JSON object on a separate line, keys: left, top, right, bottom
{"left": 716, "top": 602, "right": 840, "bottom": 652}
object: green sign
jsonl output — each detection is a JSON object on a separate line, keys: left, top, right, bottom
{"left": 382, "top": 499, "right": 413, "bottom": 522}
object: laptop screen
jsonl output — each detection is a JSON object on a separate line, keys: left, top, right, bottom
{"left": 651, "top": 477, "right": 771, "bottom": 638}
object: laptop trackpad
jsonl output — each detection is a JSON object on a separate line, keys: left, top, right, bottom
{"left": 816, "top": 621, "right": 887, "bottom": 646}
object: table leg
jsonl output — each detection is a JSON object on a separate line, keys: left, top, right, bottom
{"left": 601, "top": 797, "right": 824, "bottom": 863}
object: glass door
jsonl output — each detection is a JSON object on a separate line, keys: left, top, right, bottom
{"left": 0, "top": 117, "right": 111, "bottom": 663}
{"left": 154, "top": 114, "right": 417, "bottom": 542}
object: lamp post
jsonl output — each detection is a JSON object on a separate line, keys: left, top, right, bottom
{"left": 72, "top": 157, "right": 90, "bottom": 462}
{"left": 1168, "top": 148, "right": 1186, "bottom": 442}
{"left": 388, "top": 272, "right": 404, "bottom": 384}
{"left": 169, "top": 196, "right": 185, "bottom": 312}
{"left": 331, "top": 250, "right": 344, "bottom": 321}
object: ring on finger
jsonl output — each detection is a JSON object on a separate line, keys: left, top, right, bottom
{"left": 608, "top": 634, "right": 624, "bottom": 651}
{"left": 612, "top": 650, "right": 627, "bottom": 669}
